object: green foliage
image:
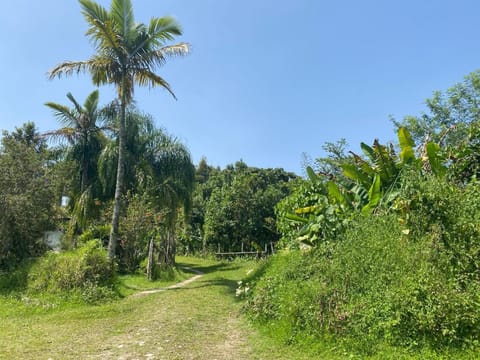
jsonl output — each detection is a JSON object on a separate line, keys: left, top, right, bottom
{"left": 117, "top": 193, "right": 156, "bottom": 273}
{"left": 28, "top": 240, "right": 116, "bottom": 303}
{"left": 0, "top": 127, "right": 58, "bottom": 269}
{"left": 248, "top": 169, "right": 480, "bottom": 354}
{"left": 45, "top": 90, "right": 109, "bottom": 236}
{"left": 447, "top": 120, "right": 480, "bottom": 183}
{"left": 276, "top": 127, "right": 449, "bottom": 249}
{"left": 247, "top": 203, "right": 480, "bottom": 353}
{"left": 250, "top": 86, "right": 480, "bottom": 355}
{"left": 392, "top": 70, "right": 480, "bottom": 147}
{"left": 77, "top": 224, "right": 111, "bottom": 247}
{"left": 202, "top": 163, "right": 295, "bottom": 253}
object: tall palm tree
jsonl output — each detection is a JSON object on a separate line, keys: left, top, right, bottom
{"left": 97, "top": 108, "right": 195, "bottom": 268}
{"left": 45, "top": 90, "right": 107, "bottom": 234}
{"left": 45, "top": 90, "right": 105, "bottom": 194}
{"left": 48, "top": 0, "right": 190, "bottom": 259}
{"left": 148, "top": 131, "right": 195, "bottom": 266}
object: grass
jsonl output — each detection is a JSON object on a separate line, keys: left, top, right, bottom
{"left": 1, "top": 256, "right": 473, "bottom": 359}
{"left": 0, "top": 256, "right": 314, "bottom": 359}
{"left": 116, "top": 265, "right": 192, "bottom": 296}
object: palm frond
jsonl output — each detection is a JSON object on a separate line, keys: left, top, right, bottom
{"left": 148, "top": 16, "right": 182, "bottom": 41}
{"left": 43, "top": 128, "right": 78, "bottom": 145}
{"left": 84, "top": 90, "right": 100, "bottom": 118}
{"left": 48, "top": 60, "right": 95, "bottom": 80}
{"left": 44, "top": 102, "right": 79, "bottom": 127}
{"left": 66, "top": 92, "right": 83, "bottom": 114}
{"left": 133, "top": 70, "right": 176, "bottom": 99}
{"left": 110, "top": 0, "right": 134, "bottom": 40}
{"left": 80, "top": 0, "right": 123, "bottom": 55}
{"left": 98, "top": 140, "right": 118, "bottom": 196}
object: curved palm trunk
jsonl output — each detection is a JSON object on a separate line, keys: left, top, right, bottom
{"left": 108, "top": 79, "right": 127, "bottom": 260}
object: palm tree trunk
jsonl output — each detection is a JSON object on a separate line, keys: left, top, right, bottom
{"left": 108, "top": 78, "right": 127, "bottom": 260}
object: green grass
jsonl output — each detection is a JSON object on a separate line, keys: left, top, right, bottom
{"left": 2, "top": 256, "right": 473, "bottom": 359}
{"left": 116, "top": 265, "right": 192, "bottom": 296}
{"left": 0, "top": 256, "right": 313, "bottom": 359}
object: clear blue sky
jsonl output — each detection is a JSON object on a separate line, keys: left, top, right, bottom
{"left": 1, "top": 0, "right": 479, "bottom": 175}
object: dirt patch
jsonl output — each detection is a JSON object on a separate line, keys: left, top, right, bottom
{"left": 133, "top": 267, "right": 204, "bottom": 297}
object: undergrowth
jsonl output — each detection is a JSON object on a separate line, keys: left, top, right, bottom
{"left": 244, "top": 177, "right": 480, "bottom": 358}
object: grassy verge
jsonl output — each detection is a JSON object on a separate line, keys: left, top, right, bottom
{"left": 0, "top": 256, "right": 313, "bottom": 359}
{"left": 4, "top": 256, "right": 451, "bottom": 359}
{"left": 116, "top": 265, "right": 193, "bottom": 296}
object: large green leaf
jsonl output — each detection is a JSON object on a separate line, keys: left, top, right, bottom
{"left": 360, "top": 142, "right": 376, "bottom": 163}
{"left": 306, "top": 166, "right": 318, "bottom": 182}
{"left": 327, "top": 181, "right": 348, "bottom": 207}
{"left": 350, "top": 152, "right": 375, "bottom": 176}
{"left": 362, "top": 174, "right": 381, "bottom": 214}
{"left": 426, "top": 142, "right": 447, "bottom": 177}
{"left": 398, "top": 127, "right": 416, "bottom": 164}
{"left": 342, "top": 163, "right": 371, "bottom": 187}
{"left": 285, "top": 213, "right": 309, "bottom": 223}
{"left": 398, "top": 127, "right": 415, "bottom": 149}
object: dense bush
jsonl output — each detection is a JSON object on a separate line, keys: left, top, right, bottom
{"left": 118, "top": 193, "right": 157, "bottom": 273}
{"left": 246, "top": 174, "right": 480, "bottom": 353}
{"left": 27, "top": 240, "right": 116, "bottom": 303}
{"left": 249, "top": 174, "right": 480, "bottom": 346}
{"left": 0, "top": 137, "right": 57, "bottom": 269}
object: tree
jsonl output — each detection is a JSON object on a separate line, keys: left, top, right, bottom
{"left": 393, "top": 70, "right": 480, "bottom": 147}
{"left": 1, "top": 122, "right": 47, "bottom": 154}
{"left": 45, "top": 90, "right": 107, "bottom": 233}
{"left": 202, "top": 163, "right": 295, "bottom": 253}
{"left": 48, "top": 0, "right": 190, "bottom": 260}
{"left": 96, "top": 109, "right": 194, "bottom": 270}
{"left": 0, "top": 125, "right": 57, "bottom": 268}
{"left": 45, "top": 90, "right": 105, "bottom": 194}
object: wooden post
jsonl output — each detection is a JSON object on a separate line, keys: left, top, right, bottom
{"left": 147, "top": 237, "right": 154, "bottom": 281}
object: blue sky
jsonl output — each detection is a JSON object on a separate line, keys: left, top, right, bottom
{"left": 1, "top": 0, "right": 479, "bottom": 175}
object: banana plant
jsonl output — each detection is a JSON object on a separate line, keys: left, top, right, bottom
{"left": 281, "top": 127, "right": 448, "bottom": 247}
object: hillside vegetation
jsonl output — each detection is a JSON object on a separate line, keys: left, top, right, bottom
{"left": 243, "top": 72, "right": 480, "bottom": 358}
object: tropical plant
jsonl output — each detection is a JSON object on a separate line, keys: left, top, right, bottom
{"left": 278, "top": 127, "right": 447, "bottom": 248}
{"left": 48, "top": 0, "right": 190, "bottom": 260}
{"left": 45, "top": 90, "right": 107, "bottom": 234}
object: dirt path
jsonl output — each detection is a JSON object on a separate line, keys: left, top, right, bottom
{"left": 2, "top": 259, "right": 304, "bottom": 360}
{"left": 133, "top": 267, "right": 205, "bottom": 297}
{"left": 88, "top": 261, "right": 254, "bottom": 359}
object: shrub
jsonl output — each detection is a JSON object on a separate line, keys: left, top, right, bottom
{"left": 118, "top": 193, "right": 155, "bottom": 273}
{"left": 246, "top": 180, "right": 480, "bottom": 352}
{"left": 28, "top": 240, "right": 116, "bottom": 300}
{"left": 138, "top": 258, "right": 176, "bottom": 281}
{"left": 77, "top": 224, "right": 111, "bottom": 248}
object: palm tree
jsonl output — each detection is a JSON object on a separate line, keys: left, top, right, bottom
{"left": 48, "top": 0, "right": 190, "bottom": 259}
{"left": 97, "top": 108, "right": 195, "bottom": 270}
{"left": 45, "top": 90, "right": 105, "bottom": 194}
{"left": 45, "top": 90, "right": 107, "bottom": 237}
{"left": 146, "top": 128, "right": 195, "bottom": 266}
